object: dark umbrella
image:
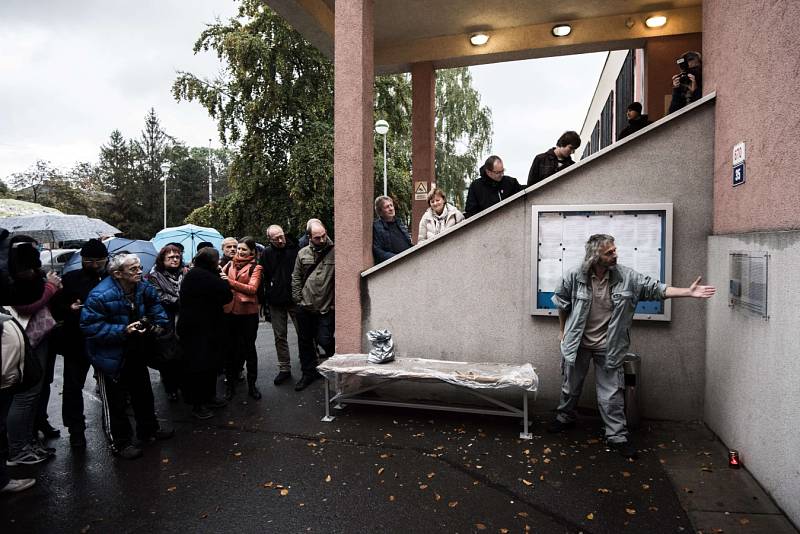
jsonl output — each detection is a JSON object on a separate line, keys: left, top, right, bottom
{"left": 62, "top": 238, "right": 158, "bottom": 275}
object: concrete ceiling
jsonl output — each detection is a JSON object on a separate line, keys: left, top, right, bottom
{"left": 265, "top": 0, "right": 702, "bottom": 73}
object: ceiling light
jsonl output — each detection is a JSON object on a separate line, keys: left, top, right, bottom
{"left": 645, "top": 16, "right": 667, "bottom": 28}
{"left": 551, "top": 24, "right": 572, "bottom": 37}
{"left": 470, "top": 33, "right": 489, "bottom": 46}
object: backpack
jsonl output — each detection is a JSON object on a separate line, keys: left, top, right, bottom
{"left": 0, "top": 308, "right": 42, "bottom": 393}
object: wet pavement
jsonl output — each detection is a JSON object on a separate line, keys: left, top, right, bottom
{"left": 1, "top": 322, "right": 796, "bottom": 533}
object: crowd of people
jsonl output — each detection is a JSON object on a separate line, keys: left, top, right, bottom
{"left": 0, "top": 218, "right": 338, "bottom": 494}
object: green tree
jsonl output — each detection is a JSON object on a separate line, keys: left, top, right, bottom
{"left": 176, "top": 2, "right": 492, "bottom": 237}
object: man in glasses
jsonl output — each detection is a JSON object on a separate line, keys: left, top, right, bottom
{"left": 464, "top": 155, "right": 522, "bottom": 218}
{"left": 50, "top": 239, "right": 109, "bottom": 449}
{"left": 527, "top": 131, "right": 581, "bottom": 187}
{"left": 259, "top": 225, "right": 300, "bottom": 385}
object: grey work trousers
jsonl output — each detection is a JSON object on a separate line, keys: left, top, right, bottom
{"left": 555, "top": 347, "right": 629, "bottom": 443}
{"left": 268, "top": 304, "right": 299, "bottom": 372}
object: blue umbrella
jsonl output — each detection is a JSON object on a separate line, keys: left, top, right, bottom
{"left": 151, "top": 224, "right": 224, "bottom": 264}
{"left": 63, "top": 238, "right": 158, "bottom": 275}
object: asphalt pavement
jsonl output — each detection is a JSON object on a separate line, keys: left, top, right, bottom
{"left": 1, "top": 322, "right": 795, "bottom": 533}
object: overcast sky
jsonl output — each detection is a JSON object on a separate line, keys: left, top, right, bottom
{"left": 0, "top": 0, "right": 605, "bottom": 185}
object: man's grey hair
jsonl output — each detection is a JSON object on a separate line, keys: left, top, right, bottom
{"left": 108, "top": 253, "right": 140, "bottom": 274}
{"left": 374, "top": 195, "right": 392, "bottom": 217}
{"left": 266, "top": 224, "right": 283, "bottom": 238}
{"left": 582, "top": 234, "right": 615, "bottom": 272}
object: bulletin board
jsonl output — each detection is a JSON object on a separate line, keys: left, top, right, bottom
{"left": 531, "top": 203, "right": 673, "bottom": 321}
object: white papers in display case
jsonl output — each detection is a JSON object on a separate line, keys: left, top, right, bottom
{"left": 538, "top": 258, "right": 563, "bottom": 292}
{"left": 635, "top": 214, "right": 662, "bottom": 250}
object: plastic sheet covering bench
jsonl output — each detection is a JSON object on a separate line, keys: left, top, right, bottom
{"left": 317, "top": 354, "right": 538, "bottom": 439}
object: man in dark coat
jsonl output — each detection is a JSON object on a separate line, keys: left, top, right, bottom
{"left": 527, "top": 131, "right": 581, "bottom": 187}
{"left": 259, "top": 224, "right": 300, "bottom": 385}
{"left": 372, "top": 196, "right": 412, "bottom": 263}
{"left": 617, "top": 102, "right": 652, "bottom": 140}
{"left": 49, "top": 238, "right": 108, "bottom": 449}
{"left": 464, "top": 155, "right": 523, "bottom": 218}
{"left": 177, "top": 248, "right": 233, "bottom": 419}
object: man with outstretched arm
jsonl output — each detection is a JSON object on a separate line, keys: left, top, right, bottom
{"left": 548, "top": 234, "right": 715, "bottom": 459}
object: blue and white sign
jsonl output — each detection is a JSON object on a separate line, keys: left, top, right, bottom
{"left": 733, "top": 162, "right": 746, "bottom": 187}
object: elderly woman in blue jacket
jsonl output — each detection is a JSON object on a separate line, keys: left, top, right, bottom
{"left": 80, "top": 253, "right": 172, "bottom": 460}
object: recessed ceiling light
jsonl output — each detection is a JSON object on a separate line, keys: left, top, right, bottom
{"left": 470, "top": 33, "right": 489, "bottom": 46}
{"left": 551, "top": 24, "right": 572, "bottom": 37}
{"left": 645, "top": 16, "right": 667, "bottom": 28}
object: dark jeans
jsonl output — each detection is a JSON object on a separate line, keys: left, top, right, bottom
{"left": 61, "top": 350, "right": 92, "bottom": 433}
{"left": 35, "top": 343, "right": 57, "bottom": 431}
{"left": 225, "top": 314, "right": 259, "bottom": 383}
{"left": 0, "top": 390, "right": 12, "bottom": 488}
{"left": 5, "top": 343, "right": 48, "bottom": 455}
{"left": 97, "top": 358, "right": 158, "bottom": 450}
{"left": 296, "top": 308, "right": 335, "bottom": 377}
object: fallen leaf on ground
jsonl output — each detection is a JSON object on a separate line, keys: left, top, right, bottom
{"left": 427, "top": 472, "right": 435, "bottom": 478}
{"left": 648, "top": 506, "right": 659, "bottom": 512}
{"left": 500, "top": 529, "right": 509, "bottom": 533}
{"left": 522, "top": 479, "right": 533, "bottom": 486}
{"left": 543, "top": 447, "right": 552, "bottom": 454}
{"left": 388, "top": 495, "right": 395, "bottom": 501}
{"left": 80, "top": 527, "right": 90, "bottom": 533}
{"left": 625, "top": 508, "right": 637, "bottom": 515}
{"left": 641, "top": 484, "right": 650, "bottom": 490}
{"left": 325, "top": 475, "right": 331, "bottom": 482}
{"left": 263, "top": 481, "right": 274, "bottom": 488}
{"left": 419, "top": 484, "right": 428, "bottom": 490}
{"left": 377, "top": 467, "right": 385, "bottom": 475}
{"left": 161, "top": 458, "right": 169, "bottom": 464}
{"left": 234, "top": 452, "right": 242, "bottom": 457}
{"left": 543, "top": 458, "right": 551, "bottom": 464}
{"left": 586, "top": 513, "right": 594, "bottom": 520}
{"left": 475, "top": 523, "right": 486, "bottom": 530}
{"left": 701, "top": 467, "right": 713, "bottom": 472}
{"left": 621, "top": 471, "right": 631, "bottom": 478}
{"left": 597, "top": 488, "right": 610, "bottom": 494}
{"left": 739, "top": 518, "right": 750, "bottom": 525}
{"left": 448, "top": 501, "right": 458, "bottom": 508}
{"left": 166, "top": 486, "right": 177, "bottom": 492}
{"left": 434, "top": 493, "right": 441, "bottom": 501}
{"left": 280, "top": 489, "right": 289, "bottom": 496}
{"left": 380, "top": 453, "right": 390, "bottom": 458}
{"left": 199, "top": 512, "right": 208, "bottom": 519}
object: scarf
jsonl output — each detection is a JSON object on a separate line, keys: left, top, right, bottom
{"left": 431, "top": 204, "right": 452, "bottom": 235}
{"left": 150, "top": 269, "right": 183, "bottom": 305}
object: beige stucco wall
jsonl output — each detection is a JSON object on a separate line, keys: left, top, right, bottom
{"left": 704, "top": 1, "right": 800, "bottom": 233}
{"left": 706, "top": 232, "right": 800, "bottom": 525}
{"left": 363, "top": 99, "right": 715, "bottom": 420}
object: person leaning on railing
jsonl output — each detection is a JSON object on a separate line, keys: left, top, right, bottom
{"left": 417, "top": 187, "right": 464, "bottom": 242}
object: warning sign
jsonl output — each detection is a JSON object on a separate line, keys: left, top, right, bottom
{"left": 414, "top": 181, "right": 428, "bottom": 201}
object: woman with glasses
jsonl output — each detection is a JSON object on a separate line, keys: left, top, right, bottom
{"left": 80, "top": 253, "right": 173, "bottom": 460}
{"left": 147, "top": 244, "right": 186, "bottom": 402}
{"left": 221, "top": 237, "right": 264, "bottom": 400}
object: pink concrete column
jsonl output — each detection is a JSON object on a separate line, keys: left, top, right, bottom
{"left": 411, "top": 62, "right": 436, "bottom": 243}
{"left": 334, "top": 0, "right": 374, "bottom": 354}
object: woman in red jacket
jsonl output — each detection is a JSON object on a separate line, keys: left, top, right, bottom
{"left": 222, "top": 237, "right": 263, "bottom": 400}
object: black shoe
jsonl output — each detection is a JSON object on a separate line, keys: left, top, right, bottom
{"left": 192, "top": 406, "right": 214, "bottom": 420}
{"left": 205, "top": 397, "right": 227, "bottom": 409}
{"left": 294, "top": 373, "right": 321, "bottom": 392}
{"left": 608, "top": 440, "right": 638, "bottom": 459}
{"left": 37, "top": 423, "right": 61, "bottom": 439}
{"left": 546, "top": 418, "right": 576, "bottom": 433}
{"left": 224, "top": 384, "right": 236, "bottom": 400}
{"left": 69, "top": 431, "right": 87, "bottom": 449}
{"left": 248, "top": 382, "right": 262, "bottom": 400}
{"left": 116, "top": 444, "right": 143, "bottom": 460}
{"left": 273, "top": 371, "right": 292, "bottom": 385}
{"left": 142, "top": 428, "right": 175, "bottom": 443}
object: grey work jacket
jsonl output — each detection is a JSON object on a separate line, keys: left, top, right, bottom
{"left": 552, "top": 264, "right": 666, "bottom": 369}
{"left": 291, "top": 238, "right": 335, "bottom": 314}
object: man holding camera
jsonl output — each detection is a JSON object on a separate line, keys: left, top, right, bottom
{"left": 669, "top": 51, "right": 702, "bottom": 114}
{"left": 80, "top": 253, "right": 172, "bottom": 460}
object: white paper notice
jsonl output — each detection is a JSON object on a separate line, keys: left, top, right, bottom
{"left": 538, "top": 258, "right": 563, "bottom": 292}
{"left": 562, "top": 247, "right": 584, "bottom": 272}
{"left": 634, "top": 249, "right": 662, "bottom": 281}
{"left": 563, "top": 216, "right": 589, "bottom": 248}
{"left": 616, "top": 246, "right": 635, "bottom": 268}
{"left": 538, "top": 214, "right": 563, "bottom": 261}
{"left": 635, "top": 214, "right": 662, "bottom": 250}
{"left": 588, "top": 214, "right": 612, "bottom": 236}
{"left": 609, "top": 214, "right": 636, "bottom": 246}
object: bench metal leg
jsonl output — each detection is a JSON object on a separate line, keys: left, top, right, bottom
{"left": 321, "top": 376, "right": 335, "bottom": 422}
{"left": 519, "top": 390, "right": 532, "bottom": 440}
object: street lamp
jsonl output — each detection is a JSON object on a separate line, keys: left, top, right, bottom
{"left": 374, "top": 119, "right": 389, "bottom": 197}
{"left": 159, "top": 161, "right": 172, "bottom": 229}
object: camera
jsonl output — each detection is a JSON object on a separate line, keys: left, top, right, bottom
{"left": 136, "top": 316, "right": 153, "bottom": 333}
{"left": 676, "top": 53, "right": 696, "bottom": 86}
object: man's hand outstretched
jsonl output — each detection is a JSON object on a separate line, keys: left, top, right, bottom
{"left": 688, "top": 276, "right": 716, "bottom": 298}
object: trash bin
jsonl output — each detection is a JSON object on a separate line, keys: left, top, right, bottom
{"left": 623, "top": 353, "right": 641, "bottom": 429}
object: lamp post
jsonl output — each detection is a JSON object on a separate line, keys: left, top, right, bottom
{"left": 374, "top": 120, "right": 389, "bottom": 197}
{"left": 160, "top": 161, "right": 172, "bottom": 229}
{"left": 207, "top": 138, "right": 213, "bottom": 204}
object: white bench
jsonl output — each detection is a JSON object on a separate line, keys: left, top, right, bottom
{"left": 317, "top": 354, "right": 539, "bottom": 439}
